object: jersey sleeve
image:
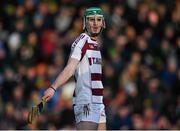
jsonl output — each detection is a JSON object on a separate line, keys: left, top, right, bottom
{"left": 70, "top": 33, "right": 86, "bottom": 61}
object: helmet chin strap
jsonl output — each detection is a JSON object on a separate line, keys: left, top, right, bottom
{"left": 85, "top": 26, "right": 103, "bottom": 37}
{"left": 90, "top": 32, "right": 99, "bottom": 37}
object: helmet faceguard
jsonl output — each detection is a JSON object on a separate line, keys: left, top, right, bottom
{"left": 83, "top": 7, "right": 106, "bottom": 37}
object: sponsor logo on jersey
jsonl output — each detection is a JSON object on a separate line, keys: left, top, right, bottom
{"left": 88, "top": 57, "right": 102, "bottom": 65}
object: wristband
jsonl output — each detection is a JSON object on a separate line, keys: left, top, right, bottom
{"left": 50, "top": 86, "right": 56, "bottom": 92}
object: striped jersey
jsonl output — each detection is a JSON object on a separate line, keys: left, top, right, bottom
{"left": 70, "top": 33, "right": 103, "bottom": 104}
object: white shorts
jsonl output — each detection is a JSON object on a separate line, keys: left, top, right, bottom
{"left": 73, "top": 103, "right": 106, "bottom": 124}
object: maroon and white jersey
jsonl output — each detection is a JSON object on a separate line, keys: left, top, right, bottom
{"left": 70, "top": 33, "right": 103, "bottom": 104}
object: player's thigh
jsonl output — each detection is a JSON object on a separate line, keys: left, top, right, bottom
{"left": 76, "top": 121, "right": 98, "bottom": 130}
{"left": 98, "top": 122, "right": 106, "bottom": 130}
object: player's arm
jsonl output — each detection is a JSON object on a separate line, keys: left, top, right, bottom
{"left": 28, "top": 58, "right": 79, "bottom": 124}
{"left": 42, "top": 57, "right": 79, "bottom": 102}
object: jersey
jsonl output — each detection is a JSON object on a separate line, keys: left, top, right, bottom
{"left": 70, "top": 33, "right": 103, "bottom": 104}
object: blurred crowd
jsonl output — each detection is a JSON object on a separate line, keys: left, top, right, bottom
{"left": 0, "top": 0, "right": 179, "bottom": 130}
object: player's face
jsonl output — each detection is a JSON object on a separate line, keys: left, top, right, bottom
{"left": 87, "top": 16, "right": 103, "bottom": 35}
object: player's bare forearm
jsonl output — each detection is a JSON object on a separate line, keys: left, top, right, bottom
{"left": 51, "top": 58, "right": 79, "bottom": 90}
{"left": 42, "top": 58, "right": 79, "bottom": 102}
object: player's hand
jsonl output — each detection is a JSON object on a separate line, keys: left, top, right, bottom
{"left": 42, "top": 87, "right": 56, "bottom": 102}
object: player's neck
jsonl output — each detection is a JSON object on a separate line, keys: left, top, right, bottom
{"left": 90, "top": 36, "right": 97, "bottom": 41}
{"left": 85, "top": 31, "right": 98, "bottom": 41}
